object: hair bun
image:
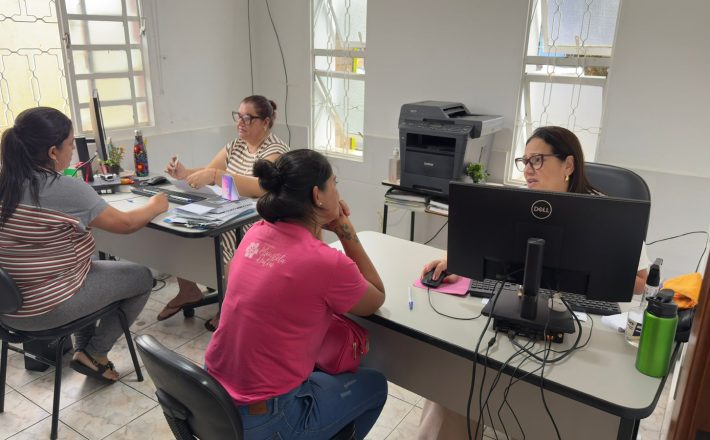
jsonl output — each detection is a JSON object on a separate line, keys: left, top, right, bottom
{"left": 268, "top": 100, "right": 278, "bottom": 112}
{"left": 253, "top": 159, "right": 283, "bottom": 193}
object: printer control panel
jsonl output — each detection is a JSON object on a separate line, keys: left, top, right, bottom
{"left": 400, "top": 121, "right": 470, "bottom": 135}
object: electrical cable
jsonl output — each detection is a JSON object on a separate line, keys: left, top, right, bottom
{"left": 247, "top": 0, "right": 254, "bottom": 94}
{"left": 466, "top": 269, "right": 523, "bottom": 440}
{"left": 264, "top": 0, "right": 291, "bottom": 146}
{"left": 478, "top": 334, "right": 499, "bottom": 440}
{"left": 646, "top": 230, "right": 709, "bottom": 273}
{"left": 426, "top": 287, "right": 482, "bottom": 321}
{"left": 539, "top": 334, "right": 562, "bottom": 440}
{"left": 423, "top": 220, "right": 448, "bottom": 245}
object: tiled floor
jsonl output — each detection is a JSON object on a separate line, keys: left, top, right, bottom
{"left": 1, "top": 278, "right": 670, "bottom": 439}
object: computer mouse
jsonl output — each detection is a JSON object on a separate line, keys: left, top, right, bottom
{"left": 146, "top": 175, "right": 168, "bottom": 186}
{"left": 421, "top": 269, "right": 448, "bottom": 288}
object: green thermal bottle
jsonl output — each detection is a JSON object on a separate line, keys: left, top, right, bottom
{"left": 635, "top": 289, "right": 678, "bottom": 377}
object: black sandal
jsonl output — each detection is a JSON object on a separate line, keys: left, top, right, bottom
{"left": 70, "top": 349, "right": 118, "bottom": 384}
{"left": 204, "top": 314, "right": 219, "bottom": 332}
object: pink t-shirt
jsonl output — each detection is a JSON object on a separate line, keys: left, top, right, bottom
{"left": 205, "top": 220, "right": 368, "bottom": 404}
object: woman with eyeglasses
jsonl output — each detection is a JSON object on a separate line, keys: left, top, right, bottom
{"left": 159, "top": 95, "right": 289, "bottom": 326}
{"left": 416, "top": 126, "right": 650, "bottom": 439}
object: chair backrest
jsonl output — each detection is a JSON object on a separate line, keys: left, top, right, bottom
{"left": 135, "top": 334, "right": 243, "bottom": 439}
{"left": 585, "top": 162, "right": 651, "bottom": 201}
{"left": 0, "top": 267, "right": 22, "bottom": 314}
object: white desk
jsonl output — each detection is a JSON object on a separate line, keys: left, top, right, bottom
{"left": 93, "top": 191, "right": 259, "bottom": 300}
{"left": 335, "top": 231, "right": 675, "bottom": 440}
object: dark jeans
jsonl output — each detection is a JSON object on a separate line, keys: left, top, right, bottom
{"left": 237, "top": 368, "right": 388, "bottom": 440}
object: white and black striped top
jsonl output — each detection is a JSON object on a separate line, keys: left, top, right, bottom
{"left": 219, "top": 134, "right": 289, "bottom": 263}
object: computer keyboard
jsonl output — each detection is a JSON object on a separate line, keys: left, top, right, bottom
{"left": 468, "top": 278, "right": 621, "bottom": 315}
{"left": 130, "top": 186, "right": 207, "bottom": 205}
{"left": 556, "top": 292, "right": 621, "bottom": 316}
{"left": 468, "top": 278, "right": 517, "bottom": 298}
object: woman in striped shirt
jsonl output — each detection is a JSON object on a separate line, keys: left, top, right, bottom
{"left": 159, "top": 95, "right": 289, "bottom": 326}
{"left": 0, "top": 107, "right": 168, "bottom": 382}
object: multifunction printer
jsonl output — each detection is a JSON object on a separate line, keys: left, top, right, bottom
{"left": 399, "top": 101, "right": 503, "bottom": 196}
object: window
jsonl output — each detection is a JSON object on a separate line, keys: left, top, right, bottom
{"left": 510, "top": 0, "right": 620, "bottom": 182}
{"left": 0, "top": 0, "right": 153, "bottom": 134}
{"left": 311, "top": 0, "right": 366, "bottom": 159}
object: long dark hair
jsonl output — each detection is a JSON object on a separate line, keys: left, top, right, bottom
{"left": 242, "top": 95, "right": 277, "bottom": 129}
{"left": 0, "top": 107, "right": 73, "bottom": 226}
{"left": 253, "top": 149, "right": 332, "bottom": 223}
{"left": 526, "top": 126, "right": 597, "bottom": 194}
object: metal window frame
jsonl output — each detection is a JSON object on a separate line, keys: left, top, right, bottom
{"left": 310, "top": 0, "right": 366, "bottom": 161}
{"left": 56, "top": 0, "right": 153, "bottom": 135}
{"left": 508, "top": 0, "right": 616, "bottom": 185}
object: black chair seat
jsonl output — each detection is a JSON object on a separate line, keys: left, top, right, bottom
{"left": 136, "top": 335, "right": 356, "bottom": 440}
{"left": 0, "top": 267, "right": 143, "bottom": 440}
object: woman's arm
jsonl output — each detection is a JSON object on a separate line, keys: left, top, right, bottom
{"left": 210, "top": 151, "right": 284, "bottom": 197}
{"left": 327, "top": 216, "right": 385, "bottom": 316}
{"left": 89, "top": 193, "right": 169, "bottom": 234}
{"left": 170, "top": 148, "right": 229, "bottom": 185}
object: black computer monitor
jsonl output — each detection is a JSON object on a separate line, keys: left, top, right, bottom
{"left": 89, "top": 89, "right": 108, "bottom": 162}
{"left": 447, "top": 182, "right": 650, "bottom": 303}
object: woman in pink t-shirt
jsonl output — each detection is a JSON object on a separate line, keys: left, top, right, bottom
{"left": 205, "top": 149, "right": 387, "bottom": 440}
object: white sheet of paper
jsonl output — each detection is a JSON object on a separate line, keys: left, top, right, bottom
{"left": 169, "top": 178, "right": 222, "bottom": 196}
{"left": 601, "top": 312, "right": 628, "bottom": 332}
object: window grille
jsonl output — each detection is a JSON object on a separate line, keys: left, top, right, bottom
{"left": 0, "top": 0, "right": 153, "bottom": 134}
{"left": 311, "top": 0, "right": 366, "bottom": 159}
{"left": 510, "top": 0, "right": 620, "bottom": 182}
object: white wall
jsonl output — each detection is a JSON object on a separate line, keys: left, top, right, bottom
{"left": 110, "top": 0, "right": 253, "bottom": 172}
{"left": 599, "top": 0, "right": 710, "bottom": 276}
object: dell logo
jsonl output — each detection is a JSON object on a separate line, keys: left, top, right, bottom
{"left": 423, "top": 162, "right": 434, "bottom": 167}
{"left": 531, "top": 200, "right": 552, "bottom": 219}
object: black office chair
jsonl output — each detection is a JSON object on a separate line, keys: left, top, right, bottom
{"left": 135, "top": 335, "right": 356, "bottom": 440}
{"left": 585, "top": 162, "right": 651, "bottom": 201}
{"left": 0, "top": 267, "right": 143, "bottom": 440}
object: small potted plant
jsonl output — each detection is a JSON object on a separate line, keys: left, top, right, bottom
{"left": 101, "top": 141, "right": 124, "bottom": 175}
{"left": 465, "top": 162, "right": 489, "bottom": 184}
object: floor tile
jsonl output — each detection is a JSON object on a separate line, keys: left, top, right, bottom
{"left": 366, "top": 396, "right": 415, "bottom": 440}
{"left": 4, "top": 351, "right": 55, "bottom": 389}
{"left": 60, "top": 381, "right": 157, "bottom": 440}
{"left": 136, "top": 317, "right": 207, "bottom": 350}
{"left": 103, "top": 406, "right": 173, "bottom": 440}
{"left": 0, "top": 390, "right": 50, "bottom": 438}
{"left": 387, "top": 382, "right": 422, "bottom": 405}
{"left": 382, "top": 406, "right": 421, "bottom": 440}
{"left": 173, "top": 331, "right": 212, "bottom": 365}
{"left": 120, "top": 370, "right": 158, "bottom": 402}
{"left": 7, "top": 417, "right": 87, "bottom": 440}
{"left": 18, "top": 361, "right": 109, "bottom": 412}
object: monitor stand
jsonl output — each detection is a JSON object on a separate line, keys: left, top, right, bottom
{"left": 481, "top": 238, "right": 575, "bottom": 343}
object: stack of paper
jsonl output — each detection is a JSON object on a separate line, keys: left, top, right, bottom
{"left": 385, "top": 189, "right": 428, "bottom": 209}
{"left": 426, "top": 200, "right": 449, "bottom": 215}
{"left": 166, "top": 197, "right": 256, "bottom": 229}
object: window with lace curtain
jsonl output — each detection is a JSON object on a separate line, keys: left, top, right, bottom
{"left": 311, "top": 0, "right": 366, "bottom": 160}
{"left": 0, "top": 0, "right": 153, "bottom": 135}
{"left": 509, "top": 0, "right": 620, "bottom": 182}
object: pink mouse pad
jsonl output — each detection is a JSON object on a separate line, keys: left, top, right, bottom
{"left": 413, "top": 276, "right": 471, "bottom": 296}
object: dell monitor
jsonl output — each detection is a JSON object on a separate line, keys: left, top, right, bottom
{"left": 447, "top": 182, "right": 650, "bottom": 339}
{"left": 89, "top": 88, "right": 108, "bottom": 162}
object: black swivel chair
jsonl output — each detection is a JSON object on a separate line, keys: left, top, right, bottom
{"left": 135, "top": 335, "right": 356, "bottom": 440}
{"left": 584, "top": 162, "right": 651, "bottom": 201}
{"left": 0, "top": 267, "right": 143, "bottom": 440}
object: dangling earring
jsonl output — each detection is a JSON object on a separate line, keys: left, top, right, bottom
{"left": 564, "top": 175, "right": 569, "bottom": 182}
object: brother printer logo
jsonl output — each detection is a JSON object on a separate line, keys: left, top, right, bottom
{"left": 531, "top": 200, "right": 552, "bottom": 219}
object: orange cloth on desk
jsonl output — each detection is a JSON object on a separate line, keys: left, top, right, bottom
{"left": 663, "top": 272, "right": 702, "bottom": 309}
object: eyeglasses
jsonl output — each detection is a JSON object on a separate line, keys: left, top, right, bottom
{"left": 232, "top": 111, "right": 263, "bottom": 125}
{"left": 514, "top": 153, "right": 565, "bottom": 172}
